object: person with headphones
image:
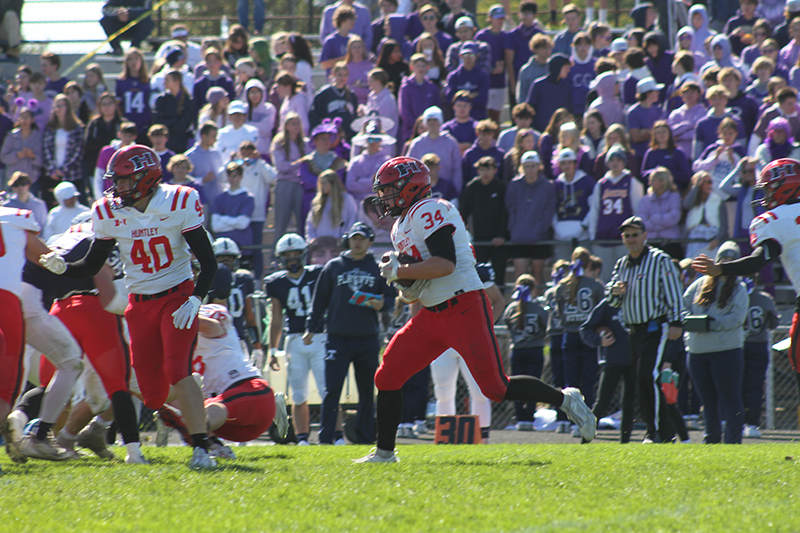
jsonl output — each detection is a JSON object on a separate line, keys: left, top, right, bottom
{"left": 303, "top": 222, "right": 396, "bottom": 445}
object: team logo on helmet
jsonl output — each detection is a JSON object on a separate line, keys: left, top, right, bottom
{"left": 395, "top": 160, "right": 421, "bottom": 178}
{"left": 129, "top": 151, "right": 158, "bottom": 172}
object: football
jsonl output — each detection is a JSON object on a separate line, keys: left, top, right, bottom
{"left": 383, "top": 253, "right": 420, "bottom": 287}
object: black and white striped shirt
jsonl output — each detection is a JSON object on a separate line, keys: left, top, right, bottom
{"left": 605, "top": 246, "right": 683, "bottom": 326}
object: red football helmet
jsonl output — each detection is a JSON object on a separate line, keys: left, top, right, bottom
{"left": 755, "top": 158, "right": 800, "bottom": 209}
{"left": 104, "top": 144, "right": 162, "bottom": 208}
{"left": 372, "top": 156, "right": 431, "bottom": 218}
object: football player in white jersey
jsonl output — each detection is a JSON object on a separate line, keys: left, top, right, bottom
{"left": 0, "top": 205, "right": 53, "bottom": 467}
{"left": 39, "top": 144, "right": 220, "bottom": 469}
{"left": 693, "top": 158, "right": 800, "bottom": 398}
{"left": 354, "top": 156, "right": 597, "bottom": 463}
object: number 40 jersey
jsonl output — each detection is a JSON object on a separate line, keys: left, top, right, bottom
{"left": 92, "top": 184, "right": 204, "bottom": 295}
{"left": 264, "top": 265, "right": 323, "bottom": 334}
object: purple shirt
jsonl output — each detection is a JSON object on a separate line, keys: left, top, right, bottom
{"left": 442, "top": 118, "right": 477, "bottom": 146}
{"left": 320, "top": 33, "right": 350, "bottom": 72}
{"left": 346, "top": 149, "right": 391, "bottom": 203}
{"left": 444, "top": 65, "right": 490, "bottom": 120}
{"left": 462, "top": 142, "right": 505, "bottom": 185}
{"left": 667, "top": 103, "right": 708, "bottom": 158}
{"left": 212, "top": 188, "right": 255, "bottom": 249}
{"left": 475, "top": 28, "right": 510, "bottom": 88}
{"left": 507, "top": 23, "right": 543, "bottom": 74}
{"left": 185, "top": 144, "right": 225, "bottom": 204}
{"left": 595, "top": 173, "right": 634, "bottom": 240}
{"left": 641, "top": 147, "right": 691, "bottom": 188}
{"left": 115, "top": 77, "right": 152, "bottom": 136}
{"left": 505, "top": 175, "right": 556, "bottom": 242}
{"left": 397, "top": 76, "right": 440, "bottom": 145}
{"left": 626, "top": 103, "right": 665, "bottom": 160}
{"left": 320, "top": 1, "right": 373, "bottom": 48}
{"left": 430, "top": 177, "right": 458, "bottom": 201}
{"left": 567, "top": 56, "right": 596, "bottom": 116}
{"left": 407, "top": 132, "right": 463, "bottom": 194}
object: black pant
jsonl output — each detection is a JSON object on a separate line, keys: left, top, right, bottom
{"left": 400, "top": 366, "right": 430, "bottom": 424}
{"left": 629, "top": 323, "right": 675, "bottom": 442}
{"left": 100, "top": 14, "right": 154, "bottom": 49}
{"left": 511, "top": 346, "right": 544, "bottom": 422}
{"left": 319, "top": 334, "right": 379, "bottom": 444}
{"left": 742, "top": 341, "right": 769, "bottom": 426}
{"left": 592, "top": 362, "right": 636, "bottom": 443}
{"left": 474, "top": 244, "right": 508, "bottom": 288}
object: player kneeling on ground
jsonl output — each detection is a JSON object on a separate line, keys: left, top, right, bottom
{"left": 159, "top": 265, "right": 288, "bottom": 457}
{"left": 355, "top": 156, "right": 597, "bottom": 464}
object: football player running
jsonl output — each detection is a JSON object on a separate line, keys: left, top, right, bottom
{"left": 265, "top": 233, "right": 325, "bottom": 445}
{"left": 355, "top": 156, "right": 597, "bottom": 463}
{"left": 693, "top": 158, "right": 800, "bottom": 398}
{"left": 39, "top": 144, "right": 219, "bottom": 469}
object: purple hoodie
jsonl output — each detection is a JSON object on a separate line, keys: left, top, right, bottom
{"left": 587, "top": 72, "right": 624, "bottom": 127}
{"left": 568, "top": 50, "right": 596, "bottom": 116}
{"left": 637, "top": 190, "right": 682, "bottom": 239}
{"left": 397, "top": 75, "right": 440, "bottom": 146}
{"left": 444, "top": 65, "right": 490, "bottom": 120}
{"left": 692, "top": 108, "right": 746, "bottom": 159}
{"left": 667, "top": 101, "right": 708, "bottom": 157}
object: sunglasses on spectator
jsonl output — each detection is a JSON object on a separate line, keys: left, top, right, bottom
{"left": 422, "top": 15, "right": 437, "bottom": 21}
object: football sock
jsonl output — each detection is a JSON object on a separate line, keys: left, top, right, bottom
{"left": 376, "top": 389, "right": 403, "bottom": 452}
{"left": 36, "top": 421, "right": 54, "bottom": 441}
{"left": 126, "top": 442, "right": 143, "bottom": 459}
{"left": 112, "top": 391, "right": 140, "bottom": 444}
{"left": 191, "top": 433, "right": 209, "bottom": 451}
{"left": 16, "top": 387, "right": 45, "bottom": 420}
{"left": 95, "top": 415, "right": 112, "bottom": 428}
{"left": 504, "top": 375, "right": 564, "bottom": 406}
{"left": 296, "top": 432, "right": 309, "bottom": 443}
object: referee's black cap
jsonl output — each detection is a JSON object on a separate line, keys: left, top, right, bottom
{"left": 619, "top": 216, "right": 646, "bottom": 232}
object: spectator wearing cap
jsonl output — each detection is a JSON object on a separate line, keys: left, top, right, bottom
{"left": 526, "top": 54, "right": 573, "bottom": 133}
{"left": 444, "top": 42, "right": 490, "bottom": 121}
{"left": 588, "top": 144, "right": 644, "bottom": 281}
{"left": 421, "top": 152, "right": 458, "bottom": 203}
{"left": 475, "top": 5, "right": 510, "bottom": 124}
{"left": 304, "top": 221, "right": 394, "bottom": 445}
{"left": 197, "top": 87, "right": 230, "bottom": 134}
{"left": 609, "top": 38, "right": 629, "bottom": 81}
{"left": 99, "top": 0, "right": 154, "bottom": 56}
{"left": 4, "top": 172, "right": 47, "bottom": 229}
{"left": 235, "top": 140, "right": 276, "bottom": 278}
{"left": 156, "top": 24, "right": 202, "bottom": 69}
{"left": 442, "top": 91, "right": 478, "bottom": 153}
{"left": 505, "top": 151, "right": 556, "bottom": 283}
{"left": 460, "top": 156, "right": 509, "bottom": 286}
{"left": 626, "top": 77, "right": 664, "bottom": 161}
{"left": 683, "top": 241, "right": 748, "bottom": 444}
{"left": 445, "top": 18, "right": 492, "bottom": 75}
{"left": 407, "top": 106, "right": 463, "bottom": 194}
{"left": 215, "top": 100, "right": 259, "bottom": 162}
{"left": 150, "top": 43, "right": 195, "bottom": 108}
{"left": 309, "top": 63, "right": 359, "bottom": 139}
{"left": 152, "top": 70, "right": 197, "bottom": 153}
{"left": 346, "top": 121, "right": 393, "bottom": 204}
{"left": 553, "top": 4, "right": 583, "bottom": 57}
{"left": 193, "top": 48, "right": 236, "bottom": 109}
{"left": 43, "top": 181, "right": 89, "bottom": 240}
{"left": 441, "top": 0, "right": 477, "bottom": 40}
{"left": 398, "top": 53, "right": 441, "bottom": 146}
{"left": 320, "top": 0, "right": 373, "bottom": 51}
{"left": 462, "top": 119, "right": 505, "bottom": 185}
{"left": 516, "top": 34, "right": 553, "bottom": 107}
{"left": 587, "top": 71, "right": 623, "bottom": 130}
{"left": 212, "top": 161, "right": 256, "bottom": 264}
{"left": 297, "top": 121, "right": 347, "bottom": 231}
{"left": 506, "top": 1, "right": 544, "bottom": 103}
{"left": 667, "top": 82, "right": 707, "bottom": 160}
{"left": 552, "top": 148, "right": 595, "bottom": 260}
{"left": 606, "top": 215, "right": 684, "bottom": 443}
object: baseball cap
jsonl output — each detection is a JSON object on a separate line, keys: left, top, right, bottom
{"left": 716, "top": 241, "right": 741, "bottom": 262}
{"left": 347, "top": 221, "right": 374, "bottom": 240}
{"left": 559, "top": 122, "right": 578, "bottom": 134}
{"left": 489, "top": 4, "right": 506, "bottom": 18}
{"left": 789, "top": 0, "right": 800, "bottom": 13}
{"left": 636, "top": 77, "right": 664, "bottom": 95}
{"left": 54, "top": 181, "right": 80, "bottom": 203}
{"left": 459, "top": 41, "right": 478, "bottom": 55}
{"left": 228, "top": 100, "right": 247, "bottom": 115}
{"left": 619, "top": 215, "right": 646, "bottom": 232}
{"left": 605, "top": 144, "right": 628, "bottom": 164}
{"left": 171, "top": 27, "right": 189, "bottom": 38}
{"left": 422, "top": 106, "right": 444, "bottom": 123}
{"left": 610, "top": 38, "right": 628, "bottom": 53}
{"left": 521, "top": 151, "right": 540, "bottom": 164}
{"left": 557, "top": 148, "right": 576, "bottom": 162}
{"left": 455, "top": 16, "right": 475, "bottom": 29}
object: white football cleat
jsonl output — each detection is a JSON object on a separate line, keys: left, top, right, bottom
{"left": 19, "top": 434, "right": 73, "bottom": 461}
{"left": 297, "top": 439, "right": 310, "bottom": 446}
{"left": 353, "top": 447, "right": 399, "bottom": 464}
{"left": 77, "top": 422, "right": 116, "bottom": 460}
{"left": 55, "top": 433, "right": 83, "bottom": 459}
{"left": 743, "top": 425, "right": 762, "bottom": 438}
{"left": 209, "top": 442, "right": 237, "bottom": 460}
{"left": 273, "top": 391, "right": 289, "bottom": 440}
{"left": 125, "top": 453, "right": 150, "bottom": 465}
{"left": 189, "top": 447, "right": 217, "bottom": 469}
{"left": 561, "top": 388, "right": 597, "bottom": 442}
{"left": 1, "top": 417, "right": 27, "bottom": 464}
{"left": 334, "top": 438, "right": 346, "bottom": 445}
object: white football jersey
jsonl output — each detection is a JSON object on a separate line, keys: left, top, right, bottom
{"left": 749, "top": 203, "right": 800, "bottom": 294}
{"left": 192, "top": 304, "right": 261, "bottom": 398}
{"left": 91, "top": 184, "right": 204, "bottom": 295}
{"left": 391, "top": 198, "right": 482, "bottom": 307}
{"left": 0, "top": 207, "right": 41, "bottom": 298}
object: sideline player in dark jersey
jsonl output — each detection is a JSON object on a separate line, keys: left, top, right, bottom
{"left": 264, "top": 233, "right": 324, "bottom": 445}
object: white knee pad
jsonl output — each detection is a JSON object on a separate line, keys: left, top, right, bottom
{"left": 286, "top": 334, "right": 326, "bottom": 405}
{"left": 431, "top": 349, "right": 460, "bottom": 414}
{"left": 458, "top": 356, "right": 492, "bottom": 428}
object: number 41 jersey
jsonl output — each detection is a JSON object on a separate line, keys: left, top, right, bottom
{"left": 264, "top": 265, "right": 323, "bottom": 334}
{"left": 92, "top": 184, "right": 204, "bottom": 295}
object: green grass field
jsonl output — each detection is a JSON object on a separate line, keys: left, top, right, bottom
{"left": 2, "top": 443, "right": 799, "bottom": 532}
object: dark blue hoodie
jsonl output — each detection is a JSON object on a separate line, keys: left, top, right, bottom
{"left": 526, "top": 54, "right": 572, "bottom": 133}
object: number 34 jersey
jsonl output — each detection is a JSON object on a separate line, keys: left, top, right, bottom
{"left": 264, "top": 265, "right": 322, "bottom": 334}
{"left": 92, "top": 184, "right": 204, "bottom": 295}
{"left": 391, "top": 198, "right": 483, "bottom": 308}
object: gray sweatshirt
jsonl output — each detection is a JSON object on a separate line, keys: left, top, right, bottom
{"left": 682, "top": 276, "right": 748, "bottom": 354}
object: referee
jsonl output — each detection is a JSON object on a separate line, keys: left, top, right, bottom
{"left": 606, "top": 216, "right": 684, "bottom": 443}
